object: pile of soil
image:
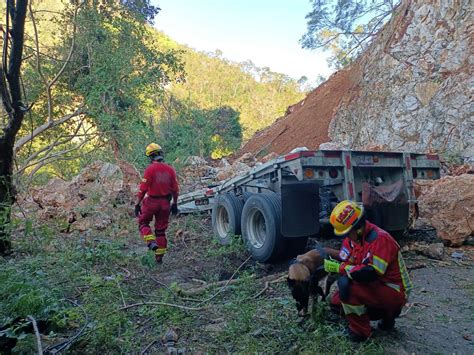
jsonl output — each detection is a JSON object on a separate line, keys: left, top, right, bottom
{"left": 240, "top": 64, "right": 361, "bottom": 156}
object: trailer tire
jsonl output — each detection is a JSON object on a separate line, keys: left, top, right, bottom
{"left": 212, "top": 193, "right": 244, "bottom": 245}
{"left": 242, "top": 192, "right": 254, "bottom": 202}
{"left": 241, "top": 193, "right": 285, "bottom": 262}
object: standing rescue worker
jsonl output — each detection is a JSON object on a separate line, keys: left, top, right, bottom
{"left": 323, "top": 200, "right": 412, "bottom": 341}
{"left": 135, "top": 143, "right": 179, "bottom": 264}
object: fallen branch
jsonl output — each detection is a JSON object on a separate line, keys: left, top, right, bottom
{"left": 252, "top": 273, "right": 287, "bottom": 299}
{"left": 140, "top": 339, "right": 157, "bottom": 355}
{"left": 192, "top": 278, "right": 207, "bottom": 285}
{"left": 119, "top": 301, "right": 205, "bottom": 312}
{"left": 27, "top": 315, "right": 43, "bottom": 355}
{"left": 197, "top": 256, "right": 252, "bottom": 305}
{"left": 44, "top": 298, "right": 89, "bottom": 353}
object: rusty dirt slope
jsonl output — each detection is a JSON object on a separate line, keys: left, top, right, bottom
{"left": 240, "top": 0, "right": 472, "bottom": 160}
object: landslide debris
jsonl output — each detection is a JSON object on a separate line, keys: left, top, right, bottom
{"left": 415, "top": 174, "right": 474, "bottom": 247}
{"left": 239, "top": 66, "right": 360, "bottom": 156}
{"left": 26, "top": 160, "right": 140, "bottom": 232}
{"left": 240, "top": 1, "right": 472, "bottom": 161}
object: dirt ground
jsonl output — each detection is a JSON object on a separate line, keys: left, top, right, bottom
{"left": 134, "top": 216, "right": 474, "bottom": 353}
{"left": 384, "top": 265, "right": 473, "bottom": 354}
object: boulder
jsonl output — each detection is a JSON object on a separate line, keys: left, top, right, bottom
{"left": 260, "top": 152, "right": 279, "bottom": 163}
{"left": 234, "top": 152, "right": 257, "bottom": 167}
{"left": 416, "top": 174, "right": 474, "bottom": 246}
{"left": 362, "top": 144, "right": 391, "bottom": 152}
{"left": 319, "top": 142, "right": 343, "bottom": 150}
{"left": 184, "top": 155, "right": 208, "bottom": 166}
{"left": 402, "top": 241, "right": 445, "bottom": 260}
{"left": 423, "top": 243, "right": 445, "bottom": 260}
{"left": 31, "top": 160, "right": 139, "bottom": 232}
{"left": 215, "top": 162, "right": 251, "bottom": 181}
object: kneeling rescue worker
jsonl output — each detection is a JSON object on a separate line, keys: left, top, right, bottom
{"left": 323, "top": 200, "right": 412, "bottom": 341}
{"left": 135, "top": 143, "right": 179, "bottom": 264}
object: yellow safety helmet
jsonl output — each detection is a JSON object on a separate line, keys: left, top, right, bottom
{"left": 145, "top": 143, "right": 162, "bottom": 157}
{"left": 329, "top": 200, "right": 364, "bottom": 236}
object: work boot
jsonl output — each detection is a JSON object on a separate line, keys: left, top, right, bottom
{"left": 378, "top": 318, "right": 395, "bottom": 331}
{"left": 155, "top": 253, "right": 164, "bottom": 264}
{"left": 147, "top": 241, "right": 158, "bottom": 251}
{"left": 154, "top": 249, "right": 166, "bottom": 264}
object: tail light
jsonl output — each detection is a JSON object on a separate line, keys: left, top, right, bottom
{"left": 304, "top": 168, "right": 314, "bottom": 179}
{"left": 412, "top": 168, "right": 418, "bottom": 179}
{"left": 329, "top": 168, "right": 338, "bottom": 178}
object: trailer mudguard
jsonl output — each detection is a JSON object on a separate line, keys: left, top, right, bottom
{"left": 281, "top": 181, "right": 320, "bottom": 237}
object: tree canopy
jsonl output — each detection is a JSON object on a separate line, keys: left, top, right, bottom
{"left": 300, "top": 0, "right": 400, "bottom": 68}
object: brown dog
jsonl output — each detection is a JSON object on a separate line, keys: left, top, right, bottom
{"left": 287, "top": 248, "right": 338, "bottom": 317}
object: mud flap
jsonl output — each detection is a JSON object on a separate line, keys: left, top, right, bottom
{"left": 362, "top": 179, "right": 409, "bottom": 232}
{"left": 281, "top": 181, "right": 319, "bottom": 237}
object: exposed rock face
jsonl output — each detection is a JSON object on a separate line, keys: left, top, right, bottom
{"left": 416, "top": 174, "right": 474, "bottom": 246}
{"left": 329, "top": 0, "right": 473, "bottom": 162}
{"left": 241, "top": 0, "right": 472, "bottom": 162}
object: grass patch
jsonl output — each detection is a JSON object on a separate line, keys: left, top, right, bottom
{"left": 2, "top": 212, "right": 385, "bottom": 353}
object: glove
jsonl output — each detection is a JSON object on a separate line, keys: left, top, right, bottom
{"left": 170, "top": 203, "right": 178, "bottom": 216}
{"left": 314, "top": 244, "right": 328, "bottom": 259}
{"left": 134, "top": 204, "right": 141, "bottom": 217}
{"left": 324, "top": 259, "right": 341, "bottom": 274}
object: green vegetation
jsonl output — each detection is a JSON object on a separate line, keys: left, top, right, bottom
{"left": 166, "top": 46, "right": 306, "bottom": 140}
{"left": 4, "top": 0, "right": 305, "bottom": 185}
{"left": 0, "top": 0, "right": 304, "bottom": 252}
{"left": 1, "top": 213, "right": 384, "bottom": 353}
{"left": 301, "top": 0, "right": 399, "bottom": 68}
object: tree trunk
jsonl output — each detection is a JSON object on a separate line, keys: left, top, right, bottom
{"left": 0, "top": 136, "right": 15, "bottom": 254}
{"left": 0, "top": 0, "right": 28, "bottom": 254}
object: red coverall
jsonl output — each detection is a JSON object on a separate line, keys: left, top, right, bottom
{"left": 331, "top": 221, "right": 412, "bottom": 338}
{"left": 137, "top": 161, "right": 179, "bottom": 255}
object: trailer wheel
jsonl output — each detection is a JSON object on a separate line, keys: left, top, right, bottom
{"left": 241, "top": 193, "right": 285, "bottom": 262}
{"left": 242, "top": 192, "right": 254, "bottom": 202}
{"left": 212, "top": 193, "right": 244, "bottom": 245}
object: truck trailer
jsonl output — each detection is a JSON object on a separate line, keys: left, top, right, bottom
{"left": 178, "top": 150, "right": 441, "bottom": 262}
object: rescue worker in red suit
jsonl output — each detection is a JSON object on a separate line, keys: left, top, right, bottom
{"left": 323, "top": 200, "right": 412, "bottom": 341}
{"left": 135, "top": 143, "right": 179, "bottom": 264}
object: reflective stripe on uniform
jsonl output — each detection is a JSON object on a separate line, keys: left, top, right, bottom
{"left": 341, "top": 303, "right": 367, "bottom": 316}
{"left": 143, "top": 234, "right": 155, "bottom": 242}
{"left": 385, "top": 282, "right": 401, "bottom": 292}
{"left": 155, "top": 248, "right": 167, "bottom": 256}
{"left": 372, "top": 255, "right": 388, "bottom": 274}
{"left": 398, "top": 252, "right": 413, "bottom": 295}
{"left": 344, "top": 264, "right": 354, "bottom": 272}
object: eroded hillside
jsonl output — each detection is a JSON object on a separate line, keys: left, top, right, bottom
{"left": 241, "top": 0, "right": 473, "bottom": 162}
